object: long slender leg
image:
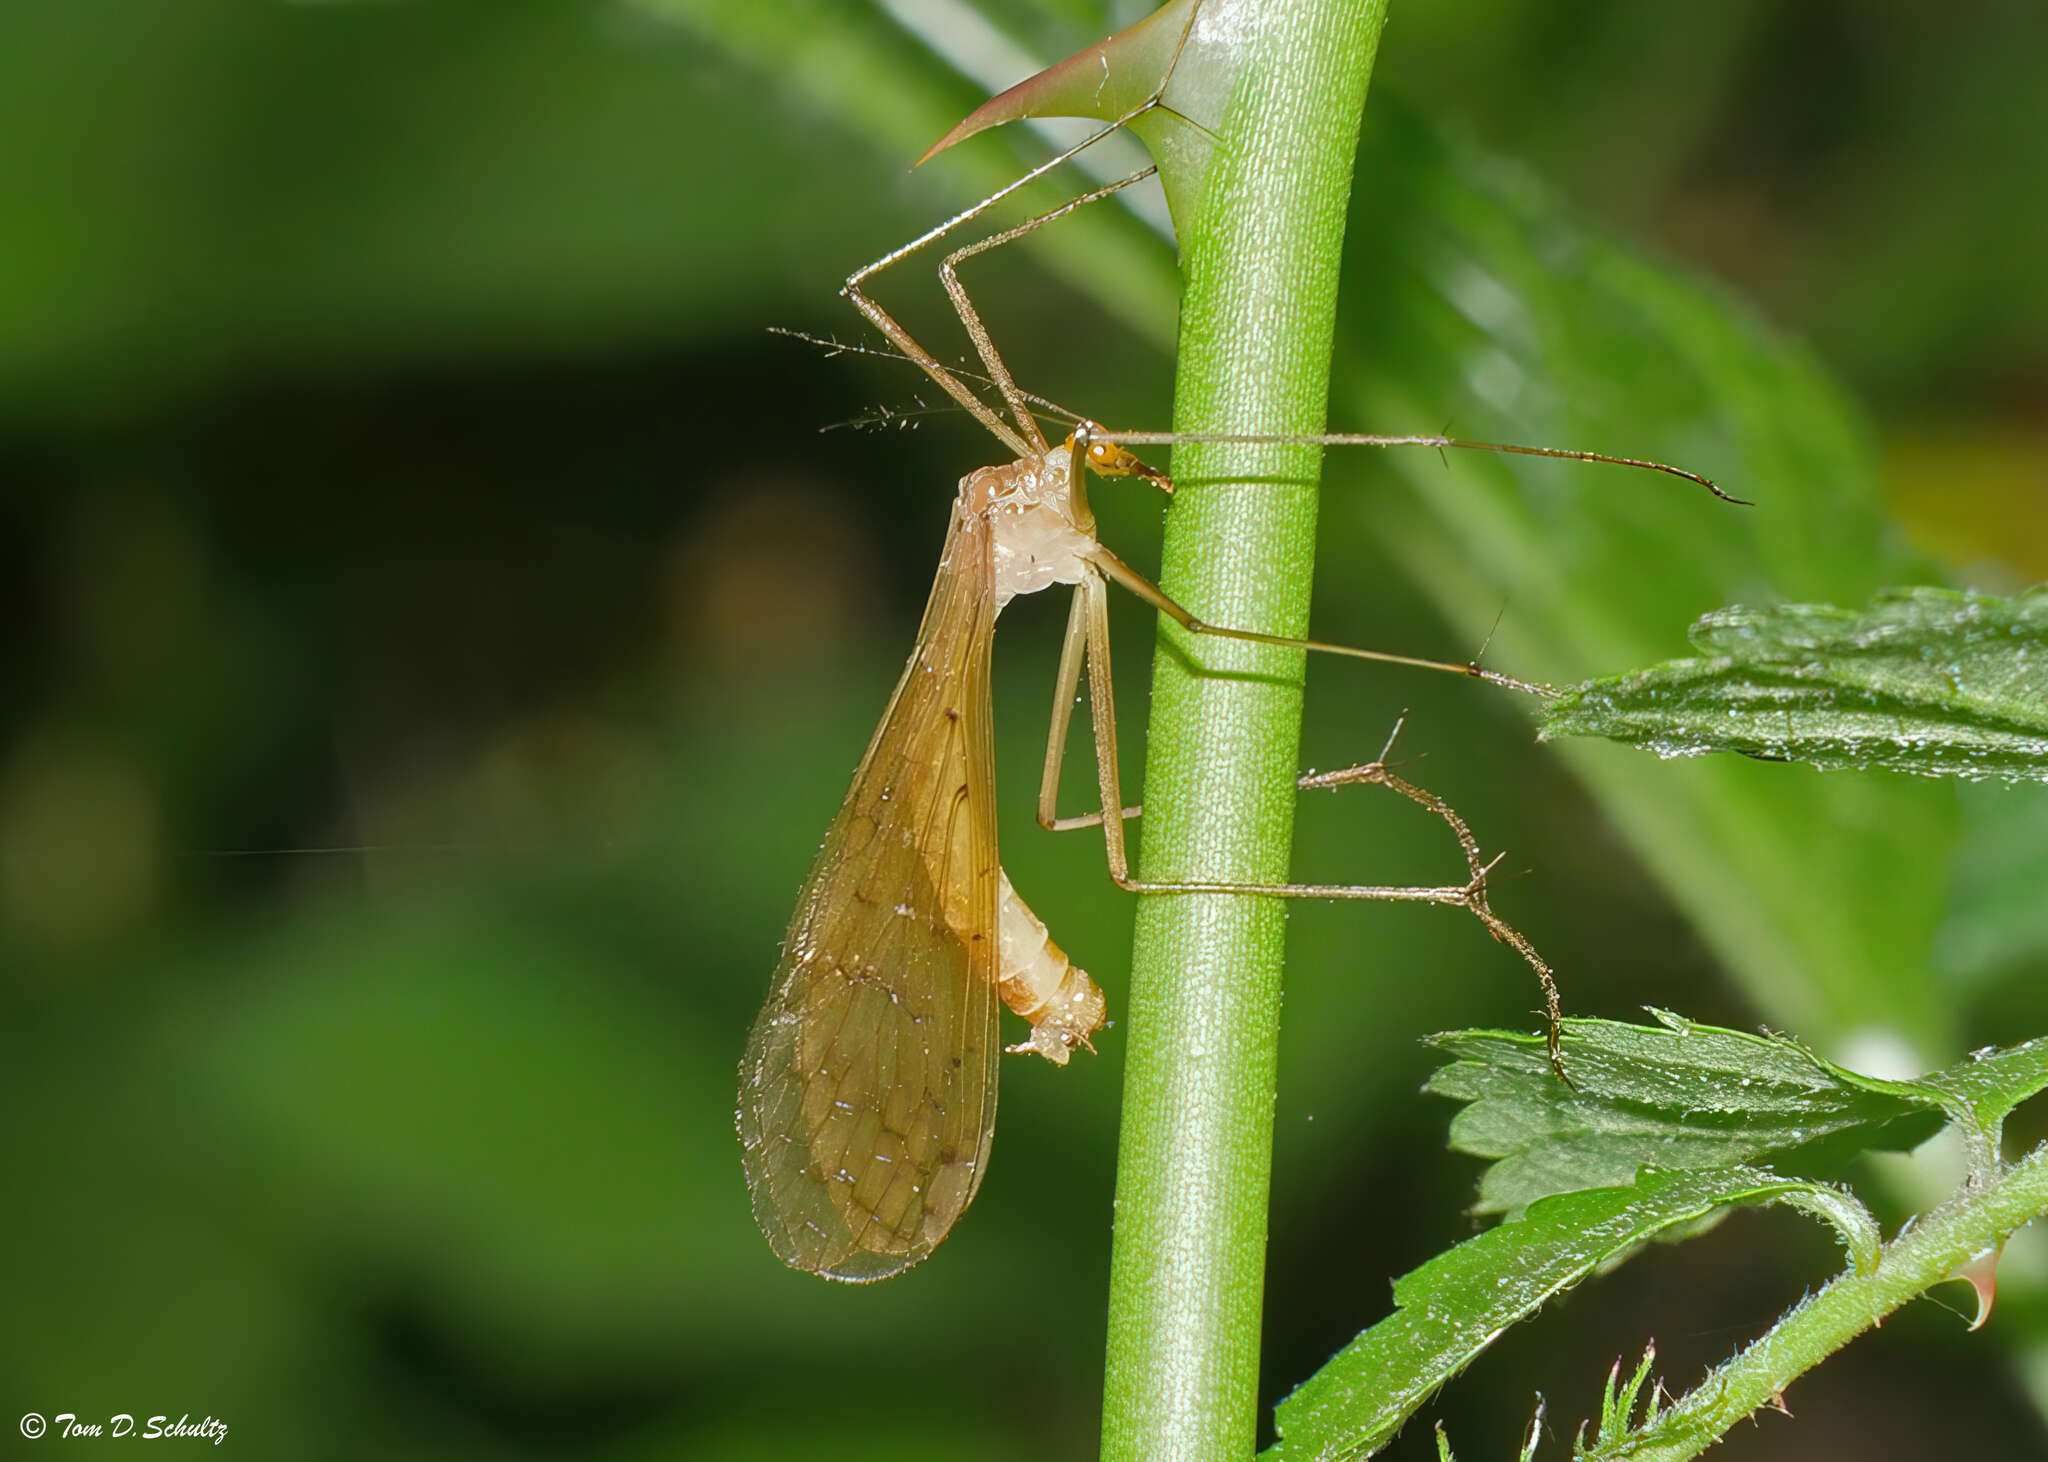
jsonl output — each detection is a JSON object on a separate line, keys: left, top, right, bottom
{"left": 1067, "top": 418, "right": 1736, "bottom": 689}
{"left": 841, "top": 99, "right": 1168, "bottom": 460}
{"left": 938, "top": 169, "right": 1158, "bottom": 452}
{"left": 1302, "top": 738, "right": 1569, "bottom": 1077}
{"left": 1086, "top": 541, "right": 1558, "bottom": 697}
{"left": 1098, "top": 427, "right": 1745, "bottom": 504}
{"left": 1033, "top": 580, "right": 1423, "bottom": 837}
{"left": 1062, "top": 571, "right": 1472, "bottom": 902}
{"left": 1044, "top": 569, "right": 1571, "bottom": 1075}
{"left": 1038, "top": 586, "right": 1139, "bottom": 833}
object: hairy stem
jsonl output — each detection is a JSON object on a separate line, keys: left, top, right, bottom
{"left": 1100, "top": 2, "right": 1390, "bottom": 1458}
{"left": 1596, "top": 1144, "right": 2048, "bottom": 1461}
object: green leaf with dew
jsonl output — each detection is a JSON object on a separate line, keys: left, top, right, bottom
{"left": 1855, "top": 1035, "right": 2048, "bottom": 1176}
{"left": 1899, "top": 1037, "right": 2048, "bottom": 1136}
{"left": 1427, "top": 1011, "right": 1942, "bottom": 1217}
{"left": 1541, "top": 585, "right": 2048, "bottom": 784}
{"left": 1264, "top": 1167, "right": 1877, "bottom": 1462}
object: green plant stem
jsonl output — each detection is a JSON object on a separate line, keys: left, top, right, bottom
{"left": 1099, "top": 3, "right": 1389, "bottom": 1459}
{"left": 1597, "top": 1144, "right": 2048, "bottom": 1461}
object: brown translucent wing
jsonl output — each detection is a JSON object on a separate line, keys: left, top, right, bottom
{"left": 736, "top": 508, "right": 1001, "bottom": 1282}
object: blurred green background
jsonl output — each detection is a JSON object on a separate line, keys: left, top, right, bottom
{"left": 3, "top": 1, "right": 2045, "bottom": 1457}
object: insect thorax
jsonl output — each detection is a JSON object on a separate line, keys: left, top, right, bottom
{"left": 964, "top": 445, "right": 1098, "bottom": 611}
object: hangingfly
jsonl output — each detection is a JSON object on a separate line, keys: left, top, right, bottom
{"left": 736, "top": 54, "right": 1734, "bottom": 1283}
{"left": 736, "top": 431, "right": 1163, "bottom": 1282}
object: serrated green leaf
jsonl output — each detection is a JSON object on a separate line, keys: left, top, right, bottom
{"left": 1904, "top": 1037, "right": 2048, "bottom": 1132}
{"left": 1264, "top": 1167, "right": 1876, "bottom": 1462}
{"left": 1426, "top": 1012, "right": 1942, "bottom": 1216}
{"left": 1869, "top": 1035, "right": 2048, "bottom": 1177}
{"left": 1540, "top": 585, "right": 2048, "bottom": 784}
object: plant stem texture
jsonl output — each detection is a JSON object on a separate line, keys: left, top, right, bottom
{"left": 1101, "top": 2, "right": 1390, "bottom": 1458}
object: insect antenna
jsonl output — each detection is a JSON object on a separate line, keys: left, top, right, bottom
{"left": 770, "top": 326, "right": 1091, "bottom": 436}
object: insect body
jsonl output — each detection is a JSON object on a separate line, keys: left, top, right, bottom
{"left": 736, "top": 432, "right": 1157, "bottom": 1282}
{"left": 737, "top": 91, "right": 1733, "bottom": 1282}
